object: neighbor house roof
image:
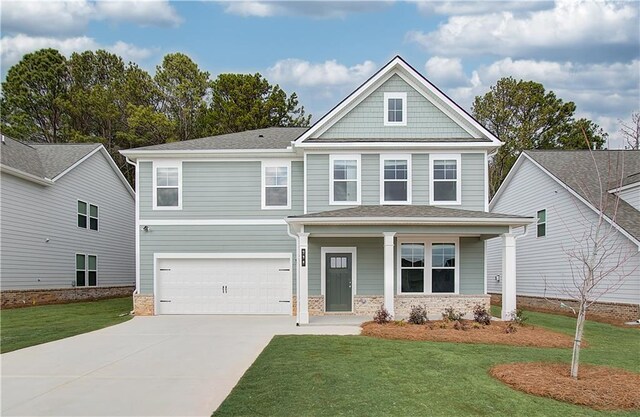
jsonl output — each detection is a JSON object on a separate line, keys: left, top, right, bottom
{"left": 287, "top": 205, "right": 532, "bottom": 226}
{"left": 494, "top": 150, "right": 640, "bottom": 244}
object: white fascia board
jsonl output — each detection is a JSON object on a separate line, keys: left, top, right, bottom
{"left": 140, "top": 219, "right": 287, "bottom": 226}
{"left": 295, "top": 142, "right": 499, "bottom": 150}
{"left": 608, "top": 181, "right": 640, "bottom": 194}
{"left": 0, "top": 165, "right": 54, "bottom": 186}
{"left": 285, "top": 216, "right": 534, "bottom": 227}
{"left": 120, "top": 148, "right": 295, "bottom": 160}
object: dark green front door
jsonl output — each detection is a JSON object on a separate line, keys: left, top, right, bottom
{"left": 326, "top": 253, "right": 352, "bottom": 312}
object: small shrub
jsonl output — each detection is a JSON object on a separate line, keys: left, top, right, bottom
{"left": 504, "top": 322, "right": 518, "bottom": 334}
{"left": 473, "top": 304, "right": 492, "bottom": 325}
{"left": 408, "top": 305, "right": 429, "bottom": 325}
{"left": 393, "top": 320, "right": 407, "bottom": 327}
{"left": 453, "top": 320, "right": 468, "bottom": 331}
{"left": 511, "top": 308, "right": 528, "bottom": 326}
{"left": 438, "top": 321, "right": 448, "bottom": 329}
{"left": 442, "top": 306, "right": 465, "bottom": 322}
{"left": 373, "top": 305, "right": 392, "bottom": 324}
{"left": 472, "top": 322, "right": 481, "bottom": 330}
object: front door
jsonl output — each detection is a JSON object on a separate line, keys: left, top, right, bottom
{"left": 326, "top": 253, "right": 352, "bottom": 312}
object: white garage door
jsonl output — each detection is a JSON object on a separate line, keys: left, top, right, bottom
{"left": 156, "top": 255, "right": 292, "bottom": 315}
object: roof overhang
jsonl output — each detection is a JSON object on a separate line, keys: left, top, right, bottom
{"left": 119, "top": 148, "right": 296, "bottom": 160}
{"left": 294, "top": 141, "right": 498, "bottom": 150}
{"left": 0, "top": 164, "right": 53, "bottom": 186}
{"left": 285, "top": 216, "right": 533, "bottom": 227}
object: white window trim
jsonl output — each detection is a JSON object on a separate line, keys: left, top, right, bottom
{"left": 152, "top": 160, "right": 182, "bottom": 210}
{"left": 89, "top": 203, "right": 99, "bottom": 231}
{"left": 536, "top": 208, "right": 547, "bottom": 238}
{"left": 261, "top": 160, "right": 292, "bottom": 210}
{"left": 383, "top": 92, "right": 407, "bottom": 126}
{"left": 320, "top": 247, "right": 357, "bottom": 313}
{"left": 429, "top": 153, "right": 461, "bottom": 205}
{"left": 329, "top": 154, "right": 361, "bottom": 205}
{"left": 380, "top": 154, "right": 412, "bottom": 205}
{"left": 396, "top": 236, "right": 460, "bottom": 295}
{"left": 77, "top": 200, "right": 88, "bottom": 229}
{"left": 75, "top": 253, "right": 98, "bottom": 287}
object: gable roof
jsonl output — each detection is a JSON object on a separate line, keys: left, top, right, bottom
{"left": 1, "top": 134, "right": 133, "bottom": 196}
{"left": 295, "top": 55, "right": 501, "bottom": 147}
{"left": 491, "top": 150, "right": 640, "bottom": 245}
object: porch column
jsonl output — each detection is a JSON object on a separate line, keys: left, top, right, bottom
{"left": 501, "top": 233, "right": 517, "bottom": 321}
{"left": 383, "top": 232, "right": 396, "bottom": 317}
{"left": 298, "top": 232, "right": 310, "bottom": 324}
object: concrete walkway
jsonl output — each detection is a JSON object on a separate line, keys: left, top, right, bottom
{"left": 1, "top": 316, "right": 360, "bottom": 416}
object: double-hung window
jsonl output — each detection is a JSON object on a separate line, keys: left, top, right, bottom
{"left": 384, "top": 92, "right": 407, "bottom": 126}
{"left": 398, "top": 239, "right": 458, "bottom": 294}
{"left": 537, "top": 209, "right": 547, "bottom": 237}
{"left": 430, "top": 154, "right": 461, "bottom": 204}
{"left": 153, "top": 162, "right": 181, "bottom": 209}
{"left": 78, "top": 201, "right": 98, "bottom": 230}
{"left": 76, "top": 254, "right": 97, "bottom": 287}
{"left": 262, "top": 161, "right": 290, "bottom": 209}
{"left": 381, "top": 155, "right": 411, "bottom": 204}
{"left": 330, "top": 155, "right": 360, "bottom": 204}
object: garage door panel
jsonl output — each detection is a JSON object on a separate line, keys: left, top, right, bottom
{"left": 157, "top": 255, "right": 291, "bottom": 315}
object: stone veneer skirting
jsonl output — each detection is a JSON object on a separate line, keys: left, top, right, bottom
{"left": 1, "top": 286, "right": 135, "bottom": 309}
{"left": 133, "top": 294, "right": 155, "bottom": 316}
{"left": 490, "top": 293, "right": 640, "bottom": 322}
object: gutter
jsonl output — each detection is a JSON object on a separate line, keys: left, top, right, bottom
{"left": 285, "top": 222, "right": 302, "bottom": 326}
{"left": 0, "top": 165, "right": 54, "bottom": 186}
{"left": 285, "top": 216, "right": 534, "bottom": 227}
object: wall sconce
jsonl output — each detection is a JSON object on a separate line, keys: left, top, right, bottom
{"left": 143, "top": 225, "right": 150, "bottom": 232}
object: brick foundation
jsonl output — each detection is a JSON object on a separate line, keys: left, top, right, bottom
{"left": 291, "top": 296, "right": 325, "bottom": 316}
{"left": 490, "top": 293, "right": 640, "bottom": 322}
{"left": 133, "top": 294, "right": 155, "bottom": 316}
{"left": 1, "top": 286, "right": 134, "bottom": 309}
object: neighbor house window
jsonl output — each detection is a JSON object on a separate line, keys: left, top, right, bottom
{"left": 381, "top": 155, "right": 411, "bottom": 204}
{"left": 384, "top": 92, "right": 407, "bottom": 126}
{"left": 537, "top": 209, "right": 547, "bottom": 237}
{"left": 330, "top": 155, "right": 360, "bottom": 204}
{"left": 76, "top": 254, "right": 97, "bottom": 287}
{"left": 78, "top": 201, "right": 98, "bottom": 230}
{"left": 398, "top": 239, "right": 458, "bottom": 294}
{"left": 153, "top": 162, "right": 181, "bottom": 209}
{"left": 430, "top": 154, "right": 461, "bottom": 204}
{"left": 262, "top": 161, "right": 290, "bottom": 209}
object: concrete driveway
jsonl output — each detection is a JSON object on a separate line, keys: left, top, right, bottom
{"left": 1, "top": 316, "right": 360, "bottom": 416}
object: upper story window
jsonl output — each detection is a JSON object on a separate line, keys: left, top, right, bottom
{"left": 537, "top": 209, "right": 547, "bottom": 237}
{"left": 430, "top": 154, "right": 461, "bottom": 205}
{"left": 77, "top": 200, "right": 98, "bottom": 231}
{"left": 381, "top": 155, "right": 411, "bottom": 204}
{"left": 262, "top": 161, "right": 290, "bottom": 209}
{"left": 153, "top": 162, "right": 182, "bottom": 210}
{"left": 384, "top": 92, "right": 407, "bottom": 126}
{"left": 330, "top": 155, "right": 360, "bottom": 205}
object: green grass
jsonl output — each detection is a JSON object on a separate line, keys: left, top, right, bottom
{"left": 1, "top": 297, "right": 133, "bottom": 353}
{"left": 214, "top": 308, "right": 640, "bottom": 417}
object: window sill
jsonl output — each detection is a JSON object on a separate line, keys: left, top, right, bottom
{"left": 329, "top": 201, "right": 361, "bottom": 206}
{"left": 430, "top": 201, "right": 462, "bottom": 206}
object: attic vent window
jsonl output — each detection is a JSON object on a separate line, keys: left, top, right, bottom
{"left": 384, "top": 92, "right": 407, "bottom": 126}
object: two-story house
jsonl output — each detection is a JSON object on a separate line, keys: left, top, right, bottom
{"left": 1, "top": 135, "right": 135, "bottom": 307}
{"left": 121, "top": 56, "right": 532, "bottom": 324}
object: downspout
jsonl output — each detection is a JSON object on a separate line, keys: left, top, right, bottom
{"left": 125, "top": 156, "right": 139, "bottom": 315}
{"left": 286, "top": 221, "right": 301, "bottom": 326}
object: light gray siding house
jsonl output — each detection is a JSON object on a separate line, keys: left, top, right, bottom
{"left": 1, "top": 135, "right": 135, "bottom": 307}
{"left": 121, "top": 56, "right": 532, "bottom": 323}
{"left": 486, "top": 150, "right": 640, "bottom": 321}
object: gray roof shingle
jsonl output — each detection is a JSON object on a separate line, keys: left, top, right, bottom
{"left": 1, "top": 135, "right": 100, "bottom": 180}
{"left": 290, "top": 205, "right": 531, "bottom": 220}
{"left": 524, "top": 150, "right": 640, "bottom": 241}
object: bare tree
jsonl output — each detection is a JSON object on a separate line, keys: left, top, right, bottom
{"left": 620, "top": 112, "right": 640, "bottom": 150}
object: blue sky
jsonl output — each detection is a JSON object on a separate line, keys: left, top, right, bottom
{"left": 2, "top": 1, "right": 639, "bottom": 147}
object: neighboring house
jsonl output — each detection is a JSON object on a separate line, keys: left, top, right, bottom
{"left": 121, "top": 56, "right": 532, "bottom": 323}
{"left": 486, "top": 150, "right": 640, "bottom": 321}
{"left": 0, "top": 135, "right": 135, "bottom": 307}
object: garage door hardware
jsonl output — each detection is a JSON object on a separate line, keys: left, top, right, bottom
{"left": 222, "top": 285, "right": 228, "bottom": 293}
{"left": 159, "top": 299, "right": 172, "bottom": 303}
{"left": 160, "top": 268, "right": 171, "bottom": 271}
{"left": 279, "top": 268, "right": 290, "bottom": 272}
{"left": 279, "top": 300, "right": 290, "bottom": 303}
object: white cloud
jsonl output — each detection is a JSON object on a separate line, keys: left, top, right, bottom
{"left": 413, "top": 0, "right": 550, "bottom": 16}
{"left": 407, "top": 0, "right": 639, "bottom": 61}
{"left": 222, "top": 1, "right": 392, "bottom": 19}
{"left": 268, "top": 58, "right": 377, "bottom": 87}
{"left": 223, "top": 1, "right": 277, "bottom": 17}
{"left": 1, "top": 34, "right": 153, "bottom": 68}
{"left": 0, "top": 0, "right": 183, "bottom": 37}
{"left": 424, "top": 56, "right": 468, "bottom": 87}
{"left": 95, "top": 1, "right": 183, "bottom": 27}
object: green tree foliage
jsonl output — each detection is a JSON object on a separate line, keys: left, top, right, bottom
{"left": 472, "top": 77, "right": 607, "bottom": 196}
{"left": 205, "top": 73, "right": 311, "bottom": 135}
{"left": 1, "top": 48, "right": 69, "bottom": 143}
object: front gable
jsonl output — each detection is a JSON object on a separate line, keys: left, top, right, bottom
{"left": 319, "top": 74, "right": 472, "bottom": 140}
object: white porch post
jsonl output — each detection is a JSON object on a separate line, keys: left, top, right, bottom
{"left": 298, "top": 232, "right": 310, "bottom": 324}
{"left": 501, "top": 233, "right": 517, "bottom": 321}
{"left": 383, "top": 232, "right": 396, "bottom": 317}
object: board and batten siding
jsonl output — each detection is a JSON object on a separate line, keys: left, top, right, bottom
{"left": 139, "top": 160, "right": 303, "bottom": 219}
{"left": 0, "top": 152, "right": 135, "bottom": 290}
{"left": 319, "top": 74, "right": 473, "bottom": 140}
{"left": 139, "top": 225, "right": 296, "bottom": 295}
{"left": 486, "top": 157, "right": 640, "bottom": 305}
{"left": 306, "top": 152, "right": 486, "bottom": 213}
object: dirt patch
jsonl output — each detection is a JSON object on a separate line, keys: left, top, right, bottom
{"left": 490, "top": 362, "right": 640, "bottom": 410}
{"left": 361, "top": 320, "right": 580, "bottom": 348}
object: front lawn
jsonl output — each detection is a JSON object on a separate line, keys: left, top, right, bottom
{"left": 0, "top": 297, "right": 133, "bottom": 353}
{"left": 213, "top": 309, "right": 640, "bottom": 416}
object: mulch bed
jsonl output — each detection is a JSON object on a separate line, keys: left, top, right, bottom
{"left": 490, "top": 362, "right": 640, "bottom": 410}
{"left": 361, "top": 320, "right": 580, "bottom": 348}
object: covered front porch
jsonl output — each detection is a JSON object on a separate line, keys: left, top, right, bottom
{"left": 286, "top": 206, "right": 533, "bottom": 324}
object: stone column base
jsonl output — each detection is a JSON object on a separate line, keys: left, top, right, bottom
{"left": 133, "top": 294, "right": 154, "bottom": 316}
{"left": 291, "top": 295, "right": 325, "bottom": 316}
